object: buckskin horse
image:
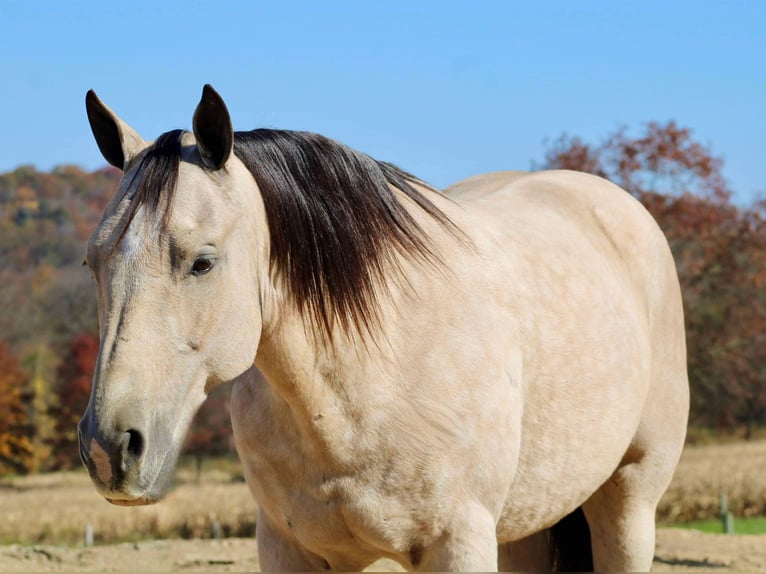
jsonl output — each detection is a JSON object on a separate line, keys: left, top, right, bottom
{"left": 78, "top": 85, "right": 688, "bottom": 571}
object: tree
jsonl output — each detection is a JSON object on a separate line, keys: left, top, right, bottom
{"left": 26, "top": 344, "right": 58, "bottom": 473}
{"left": 543, "top": 121, "right": 730, "bottom": 201}
{"left": 542, "top": 121, "right": 766, "bottom": 435}
{"left": 49, "top": 332, "right": 99, "bottom": 470}
{"left": 0, "top": 164, "right": 116, "bottom": 359}
{"left": 0, "top": 341, "right": 33, "bottom": 475}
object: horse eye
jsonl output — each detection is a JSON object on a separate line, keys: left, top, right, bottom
{"left": 191, "top": 257, "right": 215, "bottom": 276}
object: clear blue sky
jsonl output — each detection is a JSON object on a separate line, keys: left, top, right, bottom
{"left": 1, "top": 1, "right": 763, "bottom": 202}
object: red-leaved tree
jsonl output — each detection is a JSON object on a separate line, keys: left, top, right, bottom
{"left": 49, "top": 332, "right": 99, "bottom": 469}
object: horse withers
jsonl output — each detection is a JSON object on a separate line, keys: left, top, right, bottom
{"left": 78, "top": 85, "right": 688, "bottom": 571}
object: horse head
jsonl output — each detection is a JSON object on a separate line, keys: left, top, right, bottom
{"left": 78, "top": 86, "right": 266, "bottom": 504}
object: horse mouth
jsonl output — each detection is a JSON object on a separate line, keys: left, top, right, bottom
{"left": 107, "top": 496, "right": 159, "bottom": 507}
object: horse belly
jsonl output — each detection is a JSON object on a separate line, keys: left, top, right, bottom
{"left": 496, "top": 313, "right": 651, "bottom": 541}
{"left": 490, "top": 234, "right": 653, "bottom": 539}
{"left": 498, "top": 402, "right": 642, "bottom": 540}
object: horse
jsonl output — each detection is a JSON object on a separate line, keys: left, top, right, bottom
{"left": 77, "top": 85, "right": 689, "bottom": 571}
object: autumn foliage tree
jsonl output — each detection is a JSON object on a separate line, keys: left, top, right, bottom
{"left": 542, "top": 121, "right": 766, "bottom": 435}
{"left": 0, "top": 166, "right": 115, "bottom": 354}
{"left": 543, "top": 121, "right": 730, "bottom": 201}
{"left": 0, "top": 341, "right": 34, "bottom": 474}
{"left": 0, "top": 165, "right": 119, "bottom": 473}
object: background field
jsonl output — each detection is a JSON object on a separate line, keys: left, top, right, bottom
{"left": 658, "top": 438, "right": 766, "bottom": 524}
{"left": 0, "top": 460, "right": 254, "bottom": 546}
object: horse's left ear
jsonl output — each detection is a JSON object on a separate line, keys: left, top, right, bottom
{"left": 193, "top": 84, "right": 233, "bottom": 170}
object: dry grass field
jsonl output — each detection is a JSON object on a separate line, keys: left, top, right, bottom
{"left": 0, "top": 464, "right": 257, "bottom": 545}
{"left": 1, "top": 439, "right": 765, "bottom": 571}
{"left": 658, "top": 437, "right": 766, "bottom": 523}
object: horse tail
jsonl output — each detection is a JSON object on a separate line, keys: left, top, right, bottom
{"left": 548, "top": 506, "right": 593, "bottom": 572}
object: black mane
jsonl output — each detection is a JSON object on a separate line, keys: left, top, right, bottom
{"left": 122, "top": 128, "right": 461, "bottom": 338}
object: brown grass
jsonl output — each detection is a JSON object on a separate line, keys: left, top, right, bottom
{"left": 0, "top": 463, "right": 256, "bottom": 545}
{"left": 1, "top": 440, "right": 764, "bottom": 545}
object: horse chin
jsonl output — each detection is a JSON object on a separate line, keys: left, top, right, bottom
{"left": 98, "top": 444, "right": 179, "bottom": 507}
{"left": 102, "top": 469, "right": 172, "bottom": 506}
{"left": 100, "top": 474, "right": 170, "bottom": 506}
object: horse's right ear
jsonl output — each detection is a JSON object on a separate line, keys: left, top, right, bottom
{"left": 85, "top": 90, "right": 146, "bottom": 170}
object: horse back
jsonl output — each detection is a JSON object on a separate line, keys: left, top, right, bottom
{"left": 448, "top": 169, "right": 681, "bottom": 320}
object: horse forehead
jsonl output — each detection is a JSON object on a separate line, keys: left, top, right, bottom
{"left": 94, "top": 208, "right": 157, "bottom": 267}
{"left": 171, "top": 162, "right": 228, "bottom": 230}
{"left": 88, "top": 157, "right": 233, "bottom": 263}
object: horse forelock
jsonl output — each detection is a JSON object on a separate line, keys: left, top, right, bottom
{"left": 113, "top": 127, "right": 462, "bottom": 339}
{"left": 112, "top": 129, "right": 185, "bottom": 251}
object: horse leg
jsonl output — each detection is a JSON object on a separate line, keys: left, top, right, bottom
{"left": 497, "top": 531, "right": 551, "bottom": 572}
{"left": 256, "top": 509, "right": 327, "bottom": 572}
{"left": 583, "top": 428, "right": 685, "bottom": 570}
{"left": 415, "top": 504, "right": 498, "bottom": 571}
{"left": 582, "top": 464, "right": 658, "bottom": 571}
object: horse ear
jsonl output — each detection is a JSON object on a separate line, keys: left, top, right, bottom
{"left": 85, "top": 90, "right": 145, "bottom": 170}
{"left": 193, "top": 84, "right": 233, "bottom": 170}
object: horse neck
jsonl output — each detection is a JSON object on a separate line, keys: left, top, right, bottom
{"left": 249, "top": 186, "right": 468, "bottom": 463}
{"left": 251, "top": 309, "right": 368, "bottom": 465}
{"left": 256, "top": 281, "right": 379, "bottom": 392}
{"left": 253, "top": 234, "right": 445, "bottom": 459}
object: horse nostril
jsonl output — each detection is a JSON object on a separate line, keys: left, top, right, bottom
{"left": 122, "top": 429, "right": 145, "bottom": 461}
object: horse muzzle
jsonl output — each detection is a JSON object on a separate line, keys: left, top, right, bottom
{"left": 77, "top": 413, "right": 175, "bottom": 505}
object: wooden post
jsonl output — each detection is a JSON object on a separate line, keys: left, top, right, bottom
{"left": 85, "top": 523, "right": 94, "bottom": 547}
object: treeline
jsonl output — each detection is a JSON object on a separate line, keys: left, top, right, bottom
{"left": 0, "top": 122, "right": 763, "bottom": 475}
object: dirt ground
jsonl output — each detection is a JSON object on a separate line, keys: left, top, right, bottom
{"left": 0, "top": 529, "right": 762, "bottom": 572}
